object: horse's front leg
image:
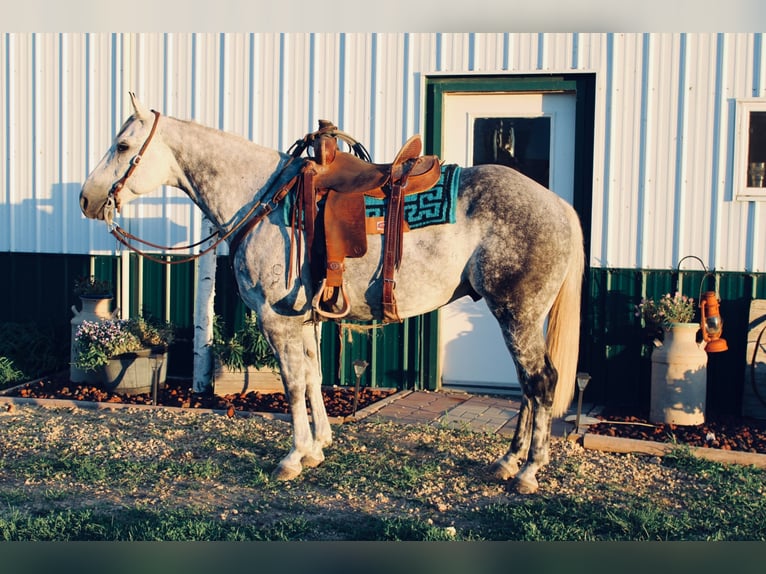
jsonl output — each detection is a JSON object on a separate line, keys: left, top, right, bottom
{"left": 299, "top": 321, "right": 332, "bottom": 468}
{"left": 262, "top": 315, "right": 326, "bottom": 481}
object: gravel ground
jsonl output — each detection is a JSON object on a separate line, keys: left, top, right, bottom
{"left": 0, "top": 400, "right": 718, "bottom": 538}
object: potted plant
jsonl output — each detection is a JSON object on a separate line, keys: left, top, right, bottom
{"left": 73, "top": 316, "right": 175, "bottom": 395}
{"left": 636, "top": 292, "right": 707, "bottom": 425}
{"left": 71, "top": 276, "right": 117, "bottom": 383}
{"left": 211, "top": 312, "right": 280, "bottom": 395}
{"left": 73, "top": 275, "right": 114, "bottom": 299}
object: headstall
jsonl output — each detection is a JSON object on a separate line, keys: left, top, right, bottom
{"left": 102, "top": 109, "right": 297, "bottom": 265}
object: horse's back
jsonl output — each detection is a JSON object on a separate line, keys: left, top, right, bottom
{"left": 338, "top": 163, "right": 580, "bottom": 321}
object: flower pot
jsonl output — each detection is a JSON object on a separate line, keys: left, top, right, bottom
{"left": 212, "top": 360, "right": 282, "bottom": 396}
{"left": 650, "top": 322, "right": 707, "bottom": 425}
{"left": 101, "top": 348, "right": 168, "bottom": 396}
{"left": 70, "top": 296, "right": 116, "bottom": 383}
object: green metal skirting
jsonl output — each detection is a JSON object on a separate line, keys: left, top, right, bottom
{"left": 3, "top": 251, "right": 765, "bottom": 414}
{"left": 584, "top": 267, "right": 766, "bottom": 417}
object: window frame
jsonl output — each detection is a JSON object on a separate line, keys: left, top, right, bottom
{"left": 734, "top": 98, "right": 766, "bottom": 201}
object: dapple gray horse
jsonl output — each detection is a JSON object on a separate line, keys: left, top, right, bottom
{"left": 80, "top": 93, "right": 584, "bottom": 494}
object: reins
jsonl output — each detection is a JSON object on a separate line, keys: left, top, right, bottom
{"left": 110, "top": 198, "right": 261, "bottom": 265}
{"left": 103, "top": 108, "right": 299, "bottom": 265}
{"left": 103, "top": 116, "right": 368, "bottom": 267}
{"left": 109, "top": 175, "right": 298, "bottom": 265}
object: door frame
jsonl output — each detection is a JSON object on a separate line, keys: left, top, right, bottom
{"left": 423, "top": 73, "right": 596, "bottom": 390}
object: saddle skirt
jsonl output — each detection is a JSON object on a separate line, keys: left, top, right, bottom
{"left": 291, "top": 122, "right": 442, "bottom": 322}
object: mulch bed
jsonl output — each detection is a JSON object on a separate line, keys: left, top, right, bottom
{"left": 5, "top": 373, "right": 397, "bottom": 418}
{"left": 587, "top": 408, "right": 766, "bottom": 454}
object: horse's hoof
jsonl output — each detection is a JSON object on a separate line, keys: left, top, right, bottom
{"left": 271, "top": 462, "right": 302, "bottom": 481}
{"left": 301, "top": 453, "right": 324, "bottom": 468}
{"left": 513, "top": 475, "right": 539, "bottom": 495}
{"left": 489, "top": 458, "right": 519, "bottom": 481}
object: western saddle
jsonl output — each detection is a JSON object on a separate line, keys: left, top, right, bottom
{"left": 291, "top": 120, "right": 442, "bottom": 323}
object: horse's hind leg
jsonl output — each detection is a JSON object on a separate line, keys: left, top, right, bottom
{"left": 490, "top": 392, "right": 532, "bottom": 480}
{"left": 487, "top": 306, "right": 558, "bottom": 494}
{"left": 492, "top": 356, "right": 557, "bottom": 494}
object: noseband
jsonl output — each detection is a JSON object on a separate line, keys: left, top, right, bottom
{"left": 104, "top": 109, "right": 161, "bottom": 225}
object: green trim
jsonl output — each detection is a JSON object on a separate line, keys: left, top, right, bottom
{"left": 2, "top": 252, "right": 764, "bottom": 412}
{"left": 425, "top": 72, "right": 597, "bottom": 392}
{"left": 424, "top": 73, "right": 595, "bottom": 229}
{"left": 426, "top": 75, "right": 581, "bottom": 157}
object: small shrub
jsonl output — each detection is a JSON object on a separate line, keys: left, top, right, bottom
{"left": 0, "top": 356, "right": 24, "bottom": 387}
{"left": 73, "top": 275, "right": 113, "bottom": 298}
{"left": 0, "top": 322, "right": 68, "bottom": 383}
{"left": 212, "top": 313, "right": 278, "bottom": 371}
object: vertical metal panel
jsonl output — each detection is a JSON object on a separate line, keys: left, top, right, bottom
{"left": 4, "top": 31, "right": 766, "bottom": 272}
{"left": 319, "top": 317, "right": 437, "bottom": 390}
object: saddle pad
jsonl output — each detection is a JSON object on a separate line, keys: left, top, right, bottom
{"left": 280, "top": 164, "right": 461, "bottom": 231}
{"left": 364, "top": 164, "right": 461, "bottom": 230}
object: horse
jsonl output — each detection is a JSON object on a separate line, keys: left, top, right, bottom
{"left": 80, "top": 93, "right": 584, "bottom": 494}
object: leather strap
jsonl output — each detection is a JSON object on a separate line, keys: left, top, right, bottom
{"left": 108, "top": 110, "right": 162, "bottom": 208}
{"left": 381, "top": 163, "right": 414, "bottom": 323}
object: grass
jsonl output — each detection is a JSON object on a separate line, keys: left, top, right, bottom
{"left": 1, "top": 406, "right": 765, "bottom": 541}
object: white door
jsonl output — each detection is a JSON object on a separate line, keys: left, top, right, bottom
{"left": 439, "top": 92, "right": 576, "bottom": 393}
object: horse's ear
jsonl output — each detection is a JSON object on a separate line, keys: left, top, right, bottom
{"left": 129, "top": 91, "right": 151, "bottom": 120}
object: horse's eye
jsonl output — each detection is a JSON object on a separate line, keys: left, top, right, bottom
{"left": 116, "top": 142, "right": 130, "bottom": 153}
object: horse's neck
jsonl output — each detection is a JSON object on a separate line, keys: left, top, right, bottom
{"left": 164, "top": 117, "right": 285, "bottom": 229}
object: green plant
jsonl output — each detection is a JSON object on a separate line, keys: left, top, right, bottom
{"left": 212, "top": 313, "right": 278, "bottom": 371}
{"left": 73, "top": 316, "right": 175, "bottom": 371}
{"left": 0, "top": 322, "right": 68, "bottom": 384}
{"left": 0, "top": 356, "right": 23, "bottom": 386}
{"left": 636, "top": 292, "right": 696, "bottom": 331}
{"left": 73, "top": 275, "right": 113, "bottom": 298}
{"left": 128, "top": 316, "right": 175, "bottom": 349}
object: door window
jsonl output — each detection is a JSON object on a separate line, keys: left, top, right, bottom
{"left": 472, "top": 117, "right": 551, "bottom": 187}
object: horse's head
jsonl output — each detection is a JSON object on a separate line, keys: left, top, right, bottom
{"left": 80, "top": 92, "right": 175, "bottom": 222}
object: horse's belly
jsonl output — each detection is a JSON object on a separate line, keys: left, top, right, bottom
{"left": 343, "top": 230, "right": 471, "bottom": 320}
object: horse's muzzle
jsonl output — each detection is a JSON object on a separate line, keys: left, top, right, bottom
{"left": 79, "top": 190, "right": 105, "bottom": 220}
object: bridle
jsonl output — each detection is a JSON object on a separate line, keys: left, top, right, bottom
{"left": 103, "top": 109, "right": 298, "bottom": 266}
{"left": 104, "top": 109, "right": 161, "bottom": 225}
{"left": 101, "top": 116, "right": 369, "bottom": 267}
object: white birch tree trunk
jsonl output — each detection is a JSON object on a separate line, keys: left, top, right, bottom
{"left": 193, "top": 217, "right": 217, "bottom": 393}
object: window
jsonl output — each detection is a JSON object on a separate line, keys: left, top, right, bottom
{"left": 472, "top": 117, "right": 552, "bottom": 188}
{"left": 734, "top": 99, "right": 766, "bottom": 200}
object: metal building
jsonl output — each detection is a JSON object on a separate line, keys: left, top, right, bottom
{"left": 2, "top": 32, "right": 765, "bottom": 411}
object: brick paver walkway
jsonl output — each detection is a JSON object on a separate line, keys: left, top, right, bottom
{"left": 365, "top": 390, "right": 580, "bottom": 438}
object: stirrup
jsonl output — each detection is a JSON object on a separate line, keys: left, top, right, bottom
{"left": 311, "top": 279, "right": 352, "bottom": 319}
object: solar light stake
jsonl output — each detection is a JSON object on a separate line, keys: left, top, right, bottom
{"left": 574, "top": 372, "right": 591, "bottom": 431}
{"left": 150, "top": 349, "right": 166, "bottom": 406}
{"left": 351, "top": 360, "right": 369, "bottom": 417}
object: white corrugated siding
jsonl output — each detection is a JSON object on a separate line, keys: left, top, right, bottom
{"left": 1, "top": 32, "right": 765, "bottom": 271}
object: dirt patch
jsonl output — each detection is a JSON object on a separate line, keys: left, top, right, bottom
{"left": 4, "top": 373, "right": 397, "bottom": 418}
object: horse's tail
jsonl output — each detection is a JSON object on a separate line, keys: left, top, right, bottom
{"left": 547, "top": 206, "right": 585, "bottom": 418}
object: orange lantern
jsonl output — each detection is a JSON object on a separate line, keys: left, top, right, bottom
{"left": 699, "top": 291, "right": 728, "bottom": 353}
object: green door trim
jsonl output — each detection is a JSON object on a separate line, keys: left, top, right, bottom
{"left": 424, "top": 73, "right": 595, "bottom": 234}
{"left": 424, "top": 73, "right": 596, "bottom": 390}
